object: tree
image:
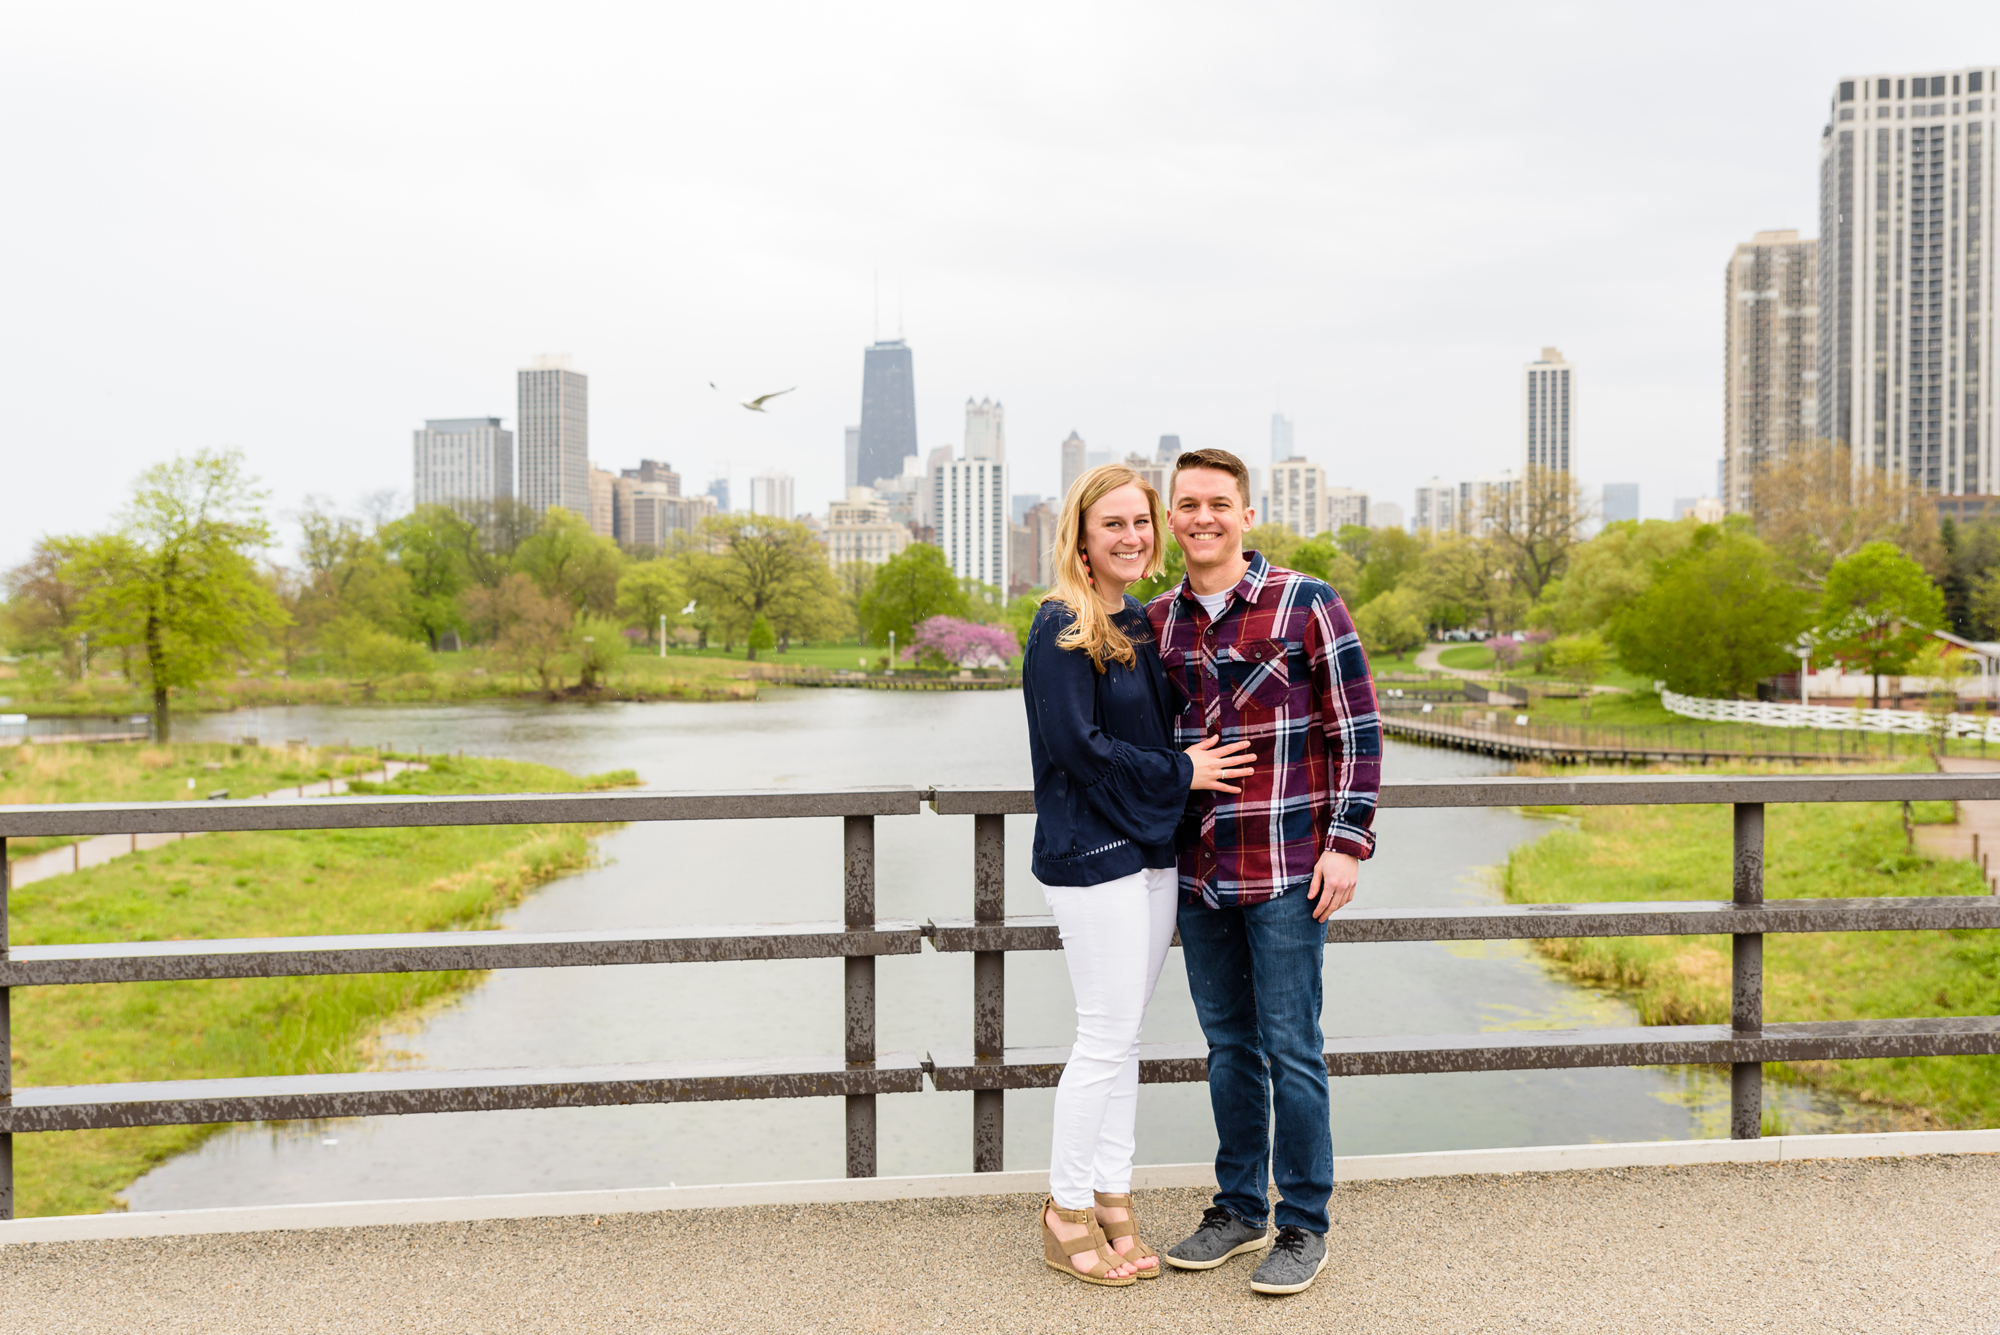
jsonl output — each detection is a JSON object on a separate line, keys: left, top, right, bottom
{"left": 1410, "top": 534, "right": 1520, "bottom": 633}
{"left": 1753, "top": 444, "right": 1942, "bottom": 585}
{"left": 466, "top": 573, "right": 575, "bottom": 694}
{"left": 1549, "top": 632, "right": 1607, "bottom": 719}
{"left": 680, "top": 514, "right": 841, "bottom": 661}
{"left": 747, "top": 614, "right": 776, "bottom": 656}
{"left": 1353, "top": 588, "right": 1426, "bottom": 658}
{"left": 1610, "top": 529, "right": 1809, "bottom": 699}
{"left": 380, "top": 506, "right": 474, "bottom": 649}
{"left": 1818, "top": 540, "right": 1947, "bottom": 707}
{"left": 576, "top": 615, "right": 628, "bottom": 691}
{"left": 1479, "top": 466, "right": 1593, "bottom": 602}
{"left": 909, "top": 616, "right": 1019, "bottom": 668}
{"left": 322, "top": 616, "right": 432, "bottom": 694}
{"left": 1287, "top": 538, "right": 1362, "bottom": 595}
{"left": 857, "top": 543, "right": 969, "bottom": 651}
{"left": 615, "top": 559, "right": 685, "bottom": 644}
{"left": 2, "top": 536, "right": 89, "bottom": 674}
{"left": 294, "top": 501, "right": 412, "bottom": 650}
{"left": 1939, "top": 517, "right": 2000, "bottom": 637}
{"left": 1532, "top": 519, "right": 1698, "bottom": 635}
{"left": 1354, "top": 527, "right": 1427, "bottom": 607}
{"left": 1126, "top": 541, "right": 1185, "bottom": 604}
{"left": 70, "top": 450, "right": 286, "bottom": 740}
{"left": 515, "top": 508, "right": 624, "bottom": 614}
{"left": 1242, "top": 523, "right": 1301, "bottom": 570}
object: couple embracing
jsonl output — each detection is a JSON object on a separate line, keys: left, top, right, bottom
{"left": 1022, "top": 448, "right": 1382, "bottom": 1297}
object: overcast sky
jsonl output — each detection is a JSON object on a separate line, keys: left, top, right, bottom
{"left": 4, "top": 1, "right": 1994, "bottom": 567}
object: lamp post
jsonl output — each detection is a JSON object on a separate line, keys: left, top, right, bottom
{"left": 1795, "top": 634, "right": 1814, "bottom": 704}
{"left": 887, "top": 631, "right": 895, "bottom": 676}
{"left": 659, "top": 613, "right": 666, "bottom": 658}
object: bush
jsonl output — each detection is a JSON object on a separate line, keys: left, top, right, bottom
{"left": 1353, "top": 588, "right": 1426, "bottom": 657}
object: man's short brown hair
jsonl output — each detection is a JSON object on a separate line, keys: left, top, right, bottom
{"left": 1171, "top": 448, "right": 1252, "bottom": 507}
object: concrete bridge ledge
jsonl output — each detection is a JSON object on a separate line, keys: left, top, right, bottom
{"left": 3, "top": 1128, "right": 1994, "bottom": 1246}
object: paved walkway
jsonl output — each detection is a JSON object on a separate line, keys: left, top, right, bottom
{"left": 0, "top": 1155, "right": 1992, "bottom": 1333}
{"left": 1912, "top": 757, "right": 2000, "bottom": 891}
{"left": 8, "top": 760, "right": 426, "bottom": 888}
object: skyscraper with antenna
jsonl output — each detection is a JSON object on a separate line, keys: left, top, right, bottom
{"left": 856, "top": 340, "right": 917, "bottom": 489}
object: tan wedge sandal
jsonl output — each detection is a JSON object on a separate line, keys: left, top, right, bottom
{"left": 1040, "top": 1197, "right": 1137, "bottom": 1287}
{"left": 1093, "top": 1191, "right": 1161, "bottom": 1279}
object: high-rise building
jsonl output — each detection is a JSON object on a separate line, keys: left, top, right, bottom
{"left": 613, "top": 460, "right": 686, "bottom": 549}
{"left": 934, "top": 456, "right": 1008, "bottom": 588}
{"left": 1085, "top": 450, "right": 1114, "bottom": 470}
{"left": 588, "top": 464, "right": 616, "bottom": 538}
{"left": 1270, "top": 414, "right": 1294, "bottom": 464}
{"left": 1523, "top": 348, "right": 1575, "bottom": 475}
{"left": 1060, "top": 431, "right": 1087, "bottom": 502}
{"left": 964, "top": 398, "right": 1005, "bottom": 462}
{"left": 857, "top": 340, "right": 918, "bottom": 488}
{"left": 1122, "top": 451, "right": 1170, "bottom": 501}
{"left": 749, "top": 471, "right": 795, "bottom": 519}
{"left": 1413, "top": 478, "right": 1456, "bottom": 533}
{"left": 1157, "top": 435, "right": 1182, "bottom": 463}
{"left": 1459, "top": 471, "right": 1520, "bottom": 532}
{"left": 1820, "top": 68, "right": 1997, "bottom": 493}
{"left": 918, "top": 445, "right": 954, "bottom": 531}
{"left": 412, "top": 418, "right": 513, "bottom": 510}
{"left": 1020, "top": 500, "right": 1059, "bottom": 590}
{"left": 1269, "top": 459, "right": 1326, "bottom": 537}
{"left": 822, "top": 487, "right": 911, "bottom": 568}
{"left": 1011, "top": 494, "right": 1043, "bottom": 525}
{"left": 1323, "top": 486, "right": 1369, "bottom": 532}
{"left": 1371, "top": 501, "right": 1406, "bottom": 532}
{"left": 843, "top": 426, "right": 860, "bottom": 491}
{"left": 1601, "top": 483, "right": 1640, "bottom": 525}
{"left": 706, "top": 476, "right": 730, "bottom": 514}
{"left": 1724, "top": 231, "right": 1821, "bottom": 513}
{"left": 518, "top": 355, "right": 588, "bottom": 518}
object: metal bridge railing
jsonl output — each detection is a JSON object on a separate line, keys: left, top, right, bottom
{"left": 2, "top": 773, "right": 1999, "bottom": 1219}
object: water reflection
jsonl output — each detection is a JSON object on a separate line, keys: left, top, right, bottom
{"left": 122, "top": 693, "right": 1880, "bottom": 1209}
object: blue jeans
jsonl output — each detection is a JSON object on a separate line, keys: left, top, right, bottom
{"left": 1178, "top": 886, "right": 1332, "bottom": 1234}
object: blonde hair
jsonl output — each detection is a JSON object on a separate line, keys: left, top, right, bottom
{"left": 1040, "top": 464, "right": 1168, "bottom": 672}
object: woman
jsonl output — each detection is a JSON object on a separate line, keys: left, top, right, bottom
{"left": 1023, "top": 464, "right": 1253, "bottom": 1287}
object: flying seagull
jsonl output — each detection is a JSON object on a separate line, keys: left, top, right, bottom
{"left": 738, "top": 387, "right": 796, "bottom": 413}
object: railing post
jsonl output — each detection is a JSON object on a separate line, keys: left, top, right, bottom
{"left": 972, "top": 812, "right": 1005, "bottom": 1172}
{"left": 1731, "top": 803, "right": 1764, "bottom": 1140}
{"left": 0, "top": 836, "right": 12, "bottom": 1218}
{"left": 843, "top": 815, "right": 876, "bottom": 1178}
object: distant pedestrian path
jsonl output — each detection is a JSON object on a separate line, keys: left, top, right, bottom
{"left": 7, "top": 760, "right": 426, "bottom": 889}
{"left": 0, "top": 1154, "right": 1989, "bottom": 1332}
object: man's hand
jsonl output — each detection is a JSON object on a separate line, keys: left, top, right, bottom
{"left": 1307, "top": 851, "right": 1359, "bottom": 922}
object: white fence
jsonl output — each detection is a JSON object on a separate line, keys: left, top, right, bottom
{"left": 1660, "top": 687, "right": 2000, "bottom": 742}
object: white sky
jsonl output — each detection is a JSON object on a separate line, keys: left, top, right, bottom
{"left": 3, "top": 1, "right": 1994, "bottom": 566}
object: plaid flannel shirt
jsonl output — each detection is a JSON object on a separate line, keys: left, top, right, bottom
{"left": 1146, "top": 551, "right": 1381, "bottom": 909}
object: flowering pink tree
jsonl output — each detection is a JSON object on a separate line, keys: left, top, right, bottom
{"left": 906, "top": 616, "right": 1019, "bottom": 669}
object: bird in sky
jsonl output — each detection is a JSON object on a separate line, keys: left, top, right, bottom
{"left": 738, "top": 387, "right": 795, "bottom": 413}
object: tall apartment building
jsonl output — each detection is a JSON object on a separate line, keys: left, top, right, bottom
{"left": 1270, "top": 414, "right": 1294, "bottom": 464}
{"left": 934, "top": 456, "right": 1008, "bottom": 588}
{"left": 749, "top": 471, "right": 795, "bottom": 519}
{"left": 1268, "top": 458, "right": 1325, "bottom": 538}
{"left": 1820, "top": 67, "right": 1997, "bottom": 493}
{"left": 706, "top": 477, "right": 730, "bottom": 514}
{"left": 1324, "top": 486, "right": 1369, "bottom": 532}
{"left": 843, "top": 426, "right": 860, "bottom": 490}
{"left": 1523, "top": 348, "right": 1576, "bottom": 475}
{"left": 518, "top": 355, "right": 588, "bottom": 518}
{"left": 1413, "top": 478, "right": 1456, "bottom": 533}
{"left": 614, "top": 460, "right": 688, "bottom": 550}
{"left": 822, "top": 487, "right": 912, "bottom": 568}
{"left": 1060, "top": 431, "right": 1087, "bottom": 502}
{"left": 1724, "top": 231, "right": 1821, "bottom": 513}
{"left": 1121, "top": 451, "right": 1170, "bottom": 500}
{"left": 857, "top": 340, "right": 918, "bottom": 489}
{"left": 1459, "top": 471, "right": 1520, "bottom": 531}
{"left": 588, "top": 465, "right": 616, "bottom": 538}
{"left": 964, "top": 398, "right": 1005, "bottom": 461}
{"left": 1018, "top": 500, "right": 1058, "bottom": 590}
{"left": 1371, "top": 501, "right": 1406, "bottom": 532}
{"left": 412, "top": 418, "right": 513, "bottom": 509}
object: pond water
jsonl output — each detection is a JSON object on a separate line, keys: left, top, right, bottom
{"left": 122, "top": 691, "right": 1876, "bottom": 1208}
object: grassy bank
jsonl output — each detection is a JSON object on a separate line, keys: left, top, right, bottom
{"left": 7, "top": 752, "right": 636, "bottom": 1216}
{"left": 1502, "top": 770, "right": 1998, "bottom": 1128}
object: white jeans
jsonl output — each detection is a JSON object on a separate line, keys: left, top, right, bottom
{"left": 1041, "top": 865, "right": 1179, "bottom": 1211}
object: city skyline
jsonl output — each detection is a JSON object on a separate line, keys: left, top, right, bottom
{"left": 9, "top": 5, "right": 1996, "bottom": 566}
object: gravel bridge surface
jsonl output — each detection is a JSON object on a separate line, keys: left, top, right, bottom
{"left": 0, "top": 1154, "right": 1992, "bottom": 1333}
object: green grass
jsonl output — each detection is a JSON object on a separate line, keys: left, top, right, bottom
{"left": 1437, "top": 644, "right": 1495, "bottom": 671}
{"left": 1503, "top": 776, "right": 1998, "bottom": 1128}
{"left": 7, "top": 752, "right": 636, "bottom": 1216}
{"left": 2, "top": 743, "right": 391, "bottom": 860}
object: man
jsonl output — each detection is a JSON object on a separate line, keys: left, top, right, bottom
{"left": 1144, "top": 447, "right": 1381, "bottom": 1296}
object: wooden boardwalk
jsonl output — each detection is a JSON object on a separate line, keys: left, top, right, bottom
{"left": 1381, "top": 714, "right": 1881, "bottom": 766}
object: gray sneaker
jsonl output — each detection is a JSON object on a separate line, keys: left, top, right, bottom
{"left": 1163, "top": 1205, "right": 1270, "bottom": 1271}
{"left": 1249, "top": 1226, "right": 1328, "bottom": 1295}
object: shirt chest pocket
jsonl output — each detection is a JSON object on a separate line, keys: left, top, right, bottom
{"left": 1222, "top": 639, "right": 1294, "bottom": 712}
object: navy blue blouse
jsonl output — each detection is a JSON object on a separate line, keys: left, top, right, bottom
{"left": 1022, "top": 596, "right": 1194, "bottom": 887}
